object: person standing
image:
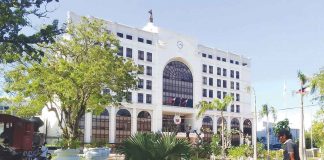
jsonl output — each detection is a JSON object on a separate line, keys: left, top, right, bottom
{"left": 278, "top": 129, "right": 300, "bottom": 160}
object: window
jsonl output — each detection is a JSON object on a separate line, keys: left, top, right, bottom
{"left": 217, "top": 91, "right": 221, "bottom": 99}
{"left": 118, "top": 46, "right": 123, "bottom": 56}
{"left": 146, "top": 80, "right": 152, "bottom": 90}
{"left": 235, "top": 61, "right": 239, "bottom": 65}
{"left": 236, "top": 82, "right": 240, "bottom": 90}
{"left": 163, "top": 61, "right": 193, "bottom": 108}
{"left": 203, "top": 64, "right": 207, "bottom": 73}
{"left": 203, "top": 89, "right": 207, "bottom": 97}
{"left": 230, "top": 70, "right": 234, "bottom": 78}
{"left": 146, "top": 66, "right": 152, "bottom": 76}
{"left": 138, "top": 65, "right": 144, "bottom": 74}
{"left": 209, "top": 90, "right": 213, "bottom": 98}
{"left": 147, "top": 52, "right": 152, "bottom": 62}
{"left": 230, "top": 60, "right": 234, "bottom": 64}
{"left": 223, "top": 68, "right": 227, "bottom": 77}
{"left": 208, "top": 55, "right": 212, "bottom": 59}
{"left": 146, "top": 94, "right": 152, "bottom": 104}
{"left": 138, "top": 79, "right": 144, "bottom": 88}
{"left": 209, "top": 78, "right": 213, "bottom": 86}
{"left": 242, "top": 63, "right": 248, "bottom": 66}
{"left": 146, "top": 39, "right": 152, "bottom": 45}
{"left": 126, "top": 92, "right": 132, "bottom": 103}
{"left": 230, "top": 81, "right": 234, "bottom": 89}
{"left": 203, "top": 77, "right": 207, "bottom": 85}
{"left": 236, "top": 71, "right": 240, "bottom": 79}
{"left": 217, "top": 57, "right": 221, "bottom": 61}
{"left": 209, "top": 66, "right": 213, "bottom": 74}
{"left": 117, "top": 32, "right": 123, "bottom": 38}
{"left": 222, "top": 58, "right": 226, "bottom": 62}
{"left": 217, "top": 79, "right": 221, "bottom": 87}
{"left": 231, "top": 105, "right": 235, "bottom": 112}
{"left": 138, "top": 37, "right": 144, "bottom": 42}
{"left": 223, "top": 92, "right": 227, "bottom": 98}
{"left": 126, "top": 35, "right": 132, "bottom": 40}
{"left": 236, "top": 105, "right": 240, "bottom": 113}
{"left": 223, "top": 80, "right": 227, "bottom": 88}
{"left": 126, "top": 48, "right": 132, "bottom": 58}
{"left": 138, "top": 50, "right": 144, "bottom": 60}
{"left": 202, "top": 53, "right": 206, "bottom": 57}
{"left": 217, "top": 67, "right": 221, "bottom": 75}
{"left": 236, "top": 94, "right": 240, "bottom": 101}
{"left": 231, "top": 93, "right": 234, "bottom": 98}
{"left": 138, "top": 93, "right": 144, "bottom": 103}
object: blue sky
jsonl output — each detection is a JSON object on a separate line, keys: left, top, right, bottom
{"left": 2, "top": 0, "right": 324, "bottom": 129}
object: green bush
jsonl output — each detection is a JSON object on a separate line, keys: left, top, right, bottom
{"left": 227, "top": 144, "right": 252, "bottom": 159}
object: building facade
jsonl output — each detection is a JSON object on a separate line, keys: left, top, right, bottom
{"left": 42, "top": 12, "right": 254, "bottom": 145}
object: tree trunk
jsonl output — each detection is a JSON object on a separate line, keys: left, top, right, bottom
{"left": 221, "top": 111, "right": 225, "bottom": 159}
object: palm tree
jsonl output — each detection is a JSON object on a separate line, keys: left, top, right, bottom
{"left": 259, "top": 104, "right": 276, "bottom": 160}
{"left": 117, "top": 132, "right": 192, "bottom": 160}
{"left": 197, "top": 95, "right": 233, "bottom": 158}
{"left": 297, "top": 70, "right": 308, "bottom": 159}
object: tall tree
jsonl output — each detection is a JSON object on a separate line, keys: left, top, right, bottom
{"left": 311, "top": 71, "right": 324, "bottom": 104}
{"left": 196, "top": 95, "right": 233, "bottom": 158}
{"left": 4, "top": 17, "right": 139, "bottom": 148}
{"left": 0, "top": 0, "right": 62, "bottom": 63}
{"left": 297, "top": 71, "right": 308, "bottom": 159}
{"left": 273, "top": 118, "right": 290, "bottom": 136}
{"left": 259, "top": 104, "right": 276, "bottom": 160}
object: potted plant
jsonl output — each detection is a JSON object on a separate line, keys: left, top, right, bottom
{"left": 54, "top": 138, "right": 81, "bottom": 160}
{"left": 83, "top": 141, "right": 110, "bottom": 160}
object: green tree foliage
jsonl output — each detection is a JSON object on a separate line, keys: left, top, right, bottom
{"left": 210, "top": 134, "right": 221, "bottom": 156}
{"left": 117, "top": 132, "right": 192, "bottom": 160}
{"left": 0, "top": 0, "right": 62, "bottom": 63}
{"left": 311, "top": 71, "right": 324, "bottom": 104}
{"left": 4, "top": 17, "right": 139, "bottom": 148}
{"left": 227, "top": 144, "right": 253, "bottom": 159}
{"left": 196, "top": 95, "right": 233, "bottom": 158}
{"left": 259, "top": 104, "right": 277, "bottom": 159}
{"left": 273, "top": 118, "right": 290, "bottom": 136}
{"left": 309, "top": 109, "right": 324, "bottom": 148}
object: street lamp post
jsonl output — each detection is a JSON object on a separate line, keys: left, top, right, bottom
{"left": 251, "top": 87, "right": 257, "bottom": 160}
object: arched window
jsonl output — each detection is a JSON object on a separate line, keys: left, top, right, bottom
{"left": 243, "top": 119, "right": 252, "bottom": 144}
{"left": 202, "top": 116, "right": 213, "bottom": 143}
{"left": 137, "top": 111, "right": 151, "bottom": 133}
{"left": 217, "top": 117, "right": 227, "bottom": 133}
{"left": 162, "top": 61, "right": 193, "bottom": 107}
{"left": 92, "top": 109, "right": 109, "bottom": 143}
{"left": 116, "top": 109, "right": 131, "bottom": 143}
{"left": 231, "top": 118, "right": 240, "bottom": 146}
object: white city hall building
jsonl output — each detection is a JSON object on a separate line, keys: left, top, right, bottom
{"left": 42, "top": 12, "right": 254, "bottom": 146}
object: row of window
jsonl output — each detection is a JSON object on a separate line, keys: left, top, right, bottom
{"left": 138, "top": 79, "right": 152, "bottom": 90}
{"left": 138, "top": 65, "right": 152, "bottom": 76}
{"left": 203, "top": 77, "right": 240, "bottom": 90}
{"left": 202, "top": 89, "right": 240, "bottom": 101}
{"left": 118, "top": 47, "right": 153, "bottom": 62}
{"left": 230, "top": 104, "right": 241, "bottom": 113}
{"left": 202, "top": 65, "right": 240, "bottom": 79}
{"left": 117, "top": 32, "right": 153, "bottom": 45}
{"left": 201, "top": 53, "right": 248, "bottom": 66}
{"left": 137, "top": 93, "right": 152, "bottom": 104}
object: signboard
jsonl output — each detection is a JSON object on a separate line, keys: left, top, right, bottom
{"left": 173, "top": 115, "right": 181, "bottom": 125}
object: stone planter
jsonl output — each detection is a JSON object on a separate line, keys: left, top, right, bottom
{"left": 83, "top": 147, "right": 110, "bottom": 160}
{"left": 54, "top": 149, "right": 80, "bottom": 160}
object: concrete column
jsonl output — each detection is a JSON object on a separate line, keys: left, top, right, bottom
{"left": 227, "top": 116, "right": 231, "bottom": 131}
{"left": 131, "top": 108, "right": 137, "bottom": 134}
{"left": 84, "top": 112, "right": 92, "bottom": 143}
{"left": 152, "top": 106, "right": 162, "bottom": 132}
{"left": 213, "top": 115, "right": 217, "bottom": 133}
{"left": 240, "top": 117, "right": 244, "bottom": 145}
{"left": 109, "top": 107, "right": 116, "bottom": 143}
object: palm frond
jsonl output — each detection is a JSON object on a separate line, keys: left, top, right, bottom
{"left": 298, "top": 70, "right": 308, "bottom": 86}
{"left": 259, "top": 104, "right": 269, "bottom": 119}
{"left": 269, "top": 106, "right": 277, "bottom": 122}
